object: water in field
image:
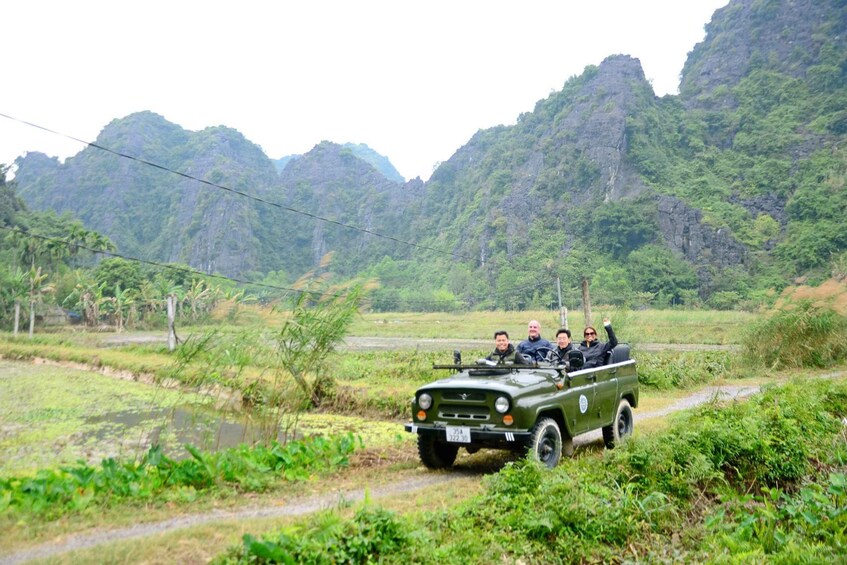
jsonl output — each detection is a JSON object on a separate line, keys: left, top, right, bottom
{"left": 0, "top": 360, "right": 401, "bottom": 475}
{"left": 84, "top": 404, "right": 305, "bottom": 456}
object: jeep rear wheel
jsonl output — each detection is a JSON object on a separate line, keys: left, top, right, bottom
{"left": 418, "top": 434, "right": 459, "bottom": 469}
{"left": 527, "top": 418, "right": 562, "bottom": 468}
{"left": 602, "top": 399, "right": 633, "bottom": 449}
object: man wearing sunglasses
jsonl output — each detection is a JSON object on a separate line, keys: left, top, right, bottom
{"left": 579, "top": 317, "right": 618, "bottom": 369}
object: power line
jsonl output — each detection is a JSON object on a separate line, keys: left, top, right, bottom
{"left": 2, "top": 225, "right": 561, "bottom": 311}
{"left": 0, "top": 112, "right": 475, "bottom": 262}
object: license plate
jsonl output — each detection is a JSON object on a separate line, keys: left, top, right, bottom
{"left": 446, "top": 426, "right": 471, "bottom": 443}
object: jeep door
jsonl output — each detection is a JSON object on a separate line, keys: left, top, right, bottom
{"left": 591, "top": 364, "right": 619, "bottom": 429}
{"left": 561, "top": 370, "right": 596, "bottom": 435}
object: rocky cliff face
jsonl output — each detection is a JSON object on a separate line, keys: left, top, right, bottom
{"left": 657, "top": 195, "right": 748, "bottom": 269}
{"left": 680, "top": 0, "right": 847, "bottom": 106}
{"left": 549, "top": 55, "right": 651, "bottom": 203}
{"left": 10, "top": 0, "right": 846, "bottom": 298}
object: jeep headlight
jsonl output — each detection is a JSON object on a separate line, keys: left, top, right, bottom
{"left": 418, "top": 393, "right": 433, "bottom": 410}
{"left": 494, "top": 396, "right": 510, "bottom": 414}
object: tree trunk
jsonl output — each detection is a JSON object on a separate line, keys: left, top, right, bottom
{"left": 13, "top": 299, "right": 20, "bottom": 336}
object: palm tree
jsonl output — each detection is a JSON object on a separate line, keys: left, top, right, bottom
{"left": 184, "top": 278, "right": 212, "bottom": 322}
{"left": 3, "top": 268, "right": 28, "bottom": 335}
{"left": 27, "top": 266, "right": 55, "bottom": 338}
{"left": 137, "top": 279, "right": 163, "bottom": 323}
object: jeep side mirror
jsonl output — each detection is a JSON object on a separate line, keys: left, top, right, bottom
{"left": 453, "top": 350, "right": 462, "bottom": 365}
{"left": 567, "top": 350, "right": 584, "bottom": 370}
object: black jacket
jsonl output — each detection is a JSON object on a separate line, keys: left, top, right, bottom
{"left": 486, "top": 344, "right": 529, "bottom": 365}
{"left": 546, "top": 343, "right": 574, "bottom": 363}
{"left": 578, "top": 324, "right": 618, "bottom": 369}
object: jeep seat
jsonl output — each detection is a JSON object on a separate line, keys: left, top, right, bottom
{"left": 608, "top": 344, "right": 630, "bottom": 364}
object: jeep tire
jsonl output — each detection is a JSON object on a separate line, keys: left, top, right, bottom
{"left": 602, "top": 398, "right": 633, "bottom": 449}
{"left": 418, "top": 434, "right": 459, "bottom": 469}
{"left": 527, "top": 418, "right": 562, "bottom": 468}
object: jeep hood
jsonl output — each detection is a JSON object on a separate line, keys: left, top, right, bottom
{"left": 417, "top": 370, "right": 557, "bottom": 396}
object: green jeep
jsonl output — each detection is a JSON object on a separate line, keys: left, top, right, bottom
{"left": 404, "top": 345, "right": 638, "bottom": 468}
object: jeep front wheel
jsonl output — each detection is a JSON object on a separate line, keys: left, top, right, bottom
{"left": 602, "top": 399, "right": 633, "bottom": 449}
{"left": 527, "top": 418, "right": 562, "bottom": 468}
{"left": 418, "top": 434, "right": 459, "bottom": 469}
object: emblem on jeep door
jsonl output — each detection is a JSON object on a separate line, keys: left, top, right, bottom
{"left": 579, "top": 394, "right": 588, "bottom": 414}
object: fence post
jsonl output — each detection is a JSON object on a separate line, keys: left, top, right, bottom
{"left": 167, "top": 294, "right": 177, "bottom": 351}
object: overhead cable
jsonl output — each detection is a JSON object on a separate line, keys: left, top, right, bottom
{"left": 0, "top": 112, "right": 474, "bottom": 261}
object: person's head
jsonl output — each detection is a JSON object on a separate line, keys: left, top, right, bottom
{"left": 583, "top": 326, "right": 597, "bottom": 344}
{"left": 556, "top": 328, "right": 571, "bottom": 348}
{"left": 494, "top": 330, "right": 510, "bottom": 352}
{"left": 527, "top": 320, "right": 541, "bottom": 339}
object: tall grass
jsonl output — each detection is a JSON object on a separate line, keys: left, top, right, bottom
{"left": 742, "top": 300, "right": 847, "bottom": 369}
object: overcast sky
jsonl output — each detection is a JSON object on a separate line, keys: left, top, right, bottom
{"left": 1, "top": 0, "right": 729, "bottom": 182}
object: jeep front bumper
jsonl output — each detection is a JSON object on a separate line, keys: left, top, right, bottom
{"left": 404, "top": 423, "right": 532, "bottom": 443}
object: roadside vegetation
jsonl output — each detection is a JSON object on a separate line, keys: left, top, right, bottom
{"left": 1, "top": 288, "right": 846, "bottom": 561}
{"left": 218, "top": 377, "right": 847, "bottom": 563}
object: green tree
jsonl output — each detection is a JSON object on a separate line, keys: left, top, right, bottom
{"left": 626, "top": 245, "right": 699, "bottom": 303}
{"left": 94, "top": 257, "right": 143, "bottom": 297}
{"left": 0, "top": 268, "right": 29, "bottom": 334}
{"left": 26, "top": 266, "right": 55, "bottom": 337}
{"left": 273, "top": 283, "right": 366, "bottom": 407}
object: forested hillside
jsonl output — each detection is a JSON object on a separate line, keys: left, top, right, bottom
{"left": 8, "top": 0, "right": 847, "bottom": 311}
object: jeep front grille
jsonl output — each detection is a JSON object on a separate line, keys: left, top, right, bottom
{"left": 442, "top": 391, "right": 486, "bottom": 402}
{"left": 439, "top": 404, "right": 490, "bottom": 420}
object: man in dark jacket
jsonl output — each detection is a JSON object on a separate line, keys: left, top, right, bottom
{"left": 517, "top": 320, "right": 553, "bottom": 362}
{"left": 487, "top": 330, "right": 529, "bottom": 365}
{"left": 546, "top": 328, "right": 575, "bottom": 363}
{"left": 578, "top": 318, "right": 618, "bottom": 369}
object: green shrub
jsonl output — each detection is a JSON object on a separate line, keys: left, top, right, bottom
{"left": 742, "top": 301, "right": 847, "bottom": 369}
{"left": 637, "top": 350, "right": 732, "bottom": 389}
{"left": 219, "top": 506, "right": 409, "bottom": 564}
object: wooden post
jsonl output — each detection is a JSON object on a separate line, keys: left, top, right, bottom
{"left": 13, "top": 299, "right": 20, "bottom": 336}
{"left": 167, "top": 294, "right": 177, "bottom": 351}
{"left": 28, "top": 300, "right": 35, "bottom": 338}
{"left": 556, "top": 277, "right": 567, "bottom": 329}
{"left": 581, "top": 277, "right": 592, "bottom": 328}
